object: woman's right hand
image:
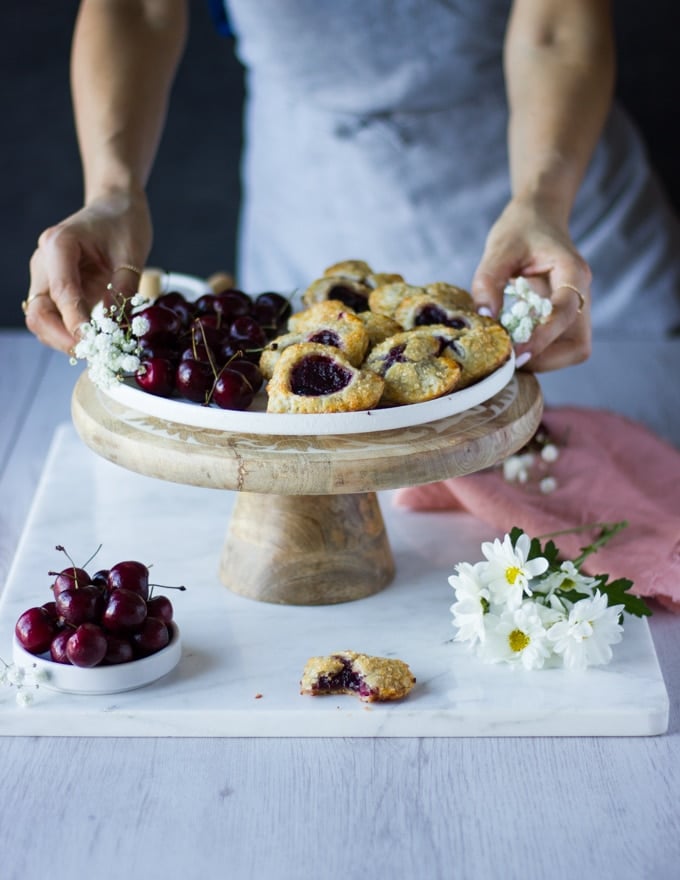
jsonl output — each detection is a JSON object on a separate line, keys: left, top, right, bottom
{"left": 24, "top": 187, "right": 153, "bottom": 353}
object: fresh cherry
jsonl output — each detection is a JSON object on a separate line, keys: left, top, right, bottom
{"left": 66, "top": 623, "right": 108, "bottom": 668}
{"left": 135, "top": 357, "right": 175, "bottom": 397}
{"left": 55, "top": 584, "right": 105, "bottom": 626}
{"left": 50, "top": 566, "right": 91, "bottom": 596}
{"left": 103, "top": 634, "right": 135, "bottom": 665}
{"left": 253, "top": 292, "right": 292, "bottom": 331}
{"left": 176, "top": 359, "right": 215, "bottom": 403}
{"left": 136, "top": 304, "right": 183, "bottom": 338}
{"left": 211, "top": 369, "right": 256, "bottom": 410}
{"left": 156, "top": 291, "right": 195, "bottom": 327}
{"left": 50, "top": 630, "right": 72, "bottom": 664}
{"left": 228, "top": 359, "right": 263, "bottom": 394}
{"left": 132, "top": 617, "right": 170, "bottom": 657}
{"left": 107, "top": 560, "right": 150, "bottom": 600}
{"left": 229, "top": 316, "right": 267, "bottom": 353}
{"left": 146, "top": 595, "right": 174, "bottom": 625}
{"left": 215, "top": 290, "right": 253, "bottom": 320}
{"left": 102, "top": 588, "right": 147, "bottom": 633}
{"left": 15, "top": 607, "right": 59, "bottom": 655}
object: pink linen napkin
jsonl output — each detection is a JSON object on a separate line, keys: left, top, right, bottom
{"left": 394, "top": 406, "right": 680, "bottom": 611}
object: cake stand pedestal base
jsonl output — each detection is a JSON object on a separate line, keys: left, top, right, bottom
{"left": 221, "top": 491, "right": 395, "bottom": 604}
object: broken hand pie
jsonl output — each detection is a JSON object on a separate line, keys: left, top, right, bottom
{"left": 300, "top": 651, "right": 416, "bottom": 702}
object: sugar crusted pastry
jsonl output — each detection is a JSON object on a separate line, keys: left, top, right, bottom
{"left": 300, "top": 650, "right": 416, "bottom": 702}
{"left": 364, "top": 330, "right": 462, "bottom": 405}
{"left": 266, "top": 342, "right": 384, "bottom": 413}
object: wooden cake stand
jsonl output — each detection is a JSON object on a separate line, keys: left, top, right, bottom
{"left": 71, "top": 372, "right": 543, "bottom": 605}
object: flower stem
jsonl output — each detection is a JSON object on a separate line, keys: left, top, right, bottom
{"left": 537, "top": 520, "right": 628, "bottom": 566}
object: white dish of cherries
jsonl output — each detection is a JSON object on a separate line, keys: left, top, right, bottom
{"left": 99, "top": 272, "right": 516, "bottom": 436}
{"left": 12, "top": 546, "right": 183, "bottom": 695}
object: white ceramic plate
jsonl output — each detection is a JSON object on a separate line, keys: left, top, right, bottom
{"left": 100, "top": 272, "right": 516, "bottom": 436}
{"left": 12, "top": 623, "right": 181, "bottom": 695}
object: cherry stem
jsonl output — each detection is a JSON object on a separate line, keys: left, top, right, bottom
{"left": 148, "top": 583, "right": 187, "bottom": 598}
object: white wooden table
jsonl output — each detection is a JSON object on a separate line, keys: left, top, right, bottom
{"left": 1, "top": 329, "right": 679, "bottom": 880}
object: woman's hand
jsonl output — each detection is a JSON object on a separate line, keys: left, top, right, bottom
{"left": 471, "top": 197, "right": 592, "bottom": 372}
{"left": 24, "top": 188, "right": 152, "bottom": 353}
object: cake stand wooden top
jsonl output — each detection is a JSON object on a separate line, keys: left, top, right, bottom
{"left": 71, "top": 371, "right": 543, "bottom": 496}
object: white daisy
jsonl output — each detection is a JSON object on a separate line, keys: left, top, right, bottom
{"left": 546, "top": 591, "right": 624, "bottom": 670}
{"left": 480, "top": 602, "right": 552, "bottom": 670}
{"left": 449, "top": 561, "right": 490, "bottom": 648}
{"left": 480, "top": 532, "right": 549, "bottom": 609}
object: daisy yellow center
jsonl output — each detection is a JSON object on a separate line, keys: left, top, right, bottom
{"left": 505, "top": 566, "right": 523, "bottom": 585}
{"left": 508, "top": 629, "right": 530, "bottom": 653}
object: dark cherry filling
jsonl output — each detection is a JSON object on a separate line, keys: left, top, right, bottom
{"left": 328, "top": 285, "right": 368, "bottom": 313}
{"left": 376, "top": 342, "right": 408, "bottom": 375}
{"left": 307, "top": 329, "right": 342, "bottom": 347}
{"left": 434, "top": 335, "right": 465, "bottom": 359}
{"left": 290, "top": 354, "right": 352, "bottom": 396}
{"left": 415, "top": 305, "right": 470, "bottom": 330}
{"left": 313, "top": 657, "right": 374, "bottom": 698}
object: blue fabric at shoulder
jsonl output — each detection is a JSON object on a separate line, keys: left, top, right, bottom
{"left": 205, "top": 0, "right": 233, "bottom": 37}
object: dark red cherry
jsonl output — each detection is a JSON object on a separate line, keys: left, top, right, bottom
{"left": 176, "top": 359, "right": 215, "bottom": 403}
{"left": 136, "top": 304, "right": 183, "bottom": 338}
{"left": 228, "top": 359, "right": 263, "bottom": 394}
{"left": 194, "top": 293, "right": 221, "bottom": 315}
{"left": 102, "top": 588, "right": 148, "bottom": 634}
{"left": 135, "top": 357, "right": 175, "bottom": 397}
{"left": 103, "top": 634, "right": 135, "bottom": 665}
{"left": 146, "top": 595, "right": 174, "bottom": 625}
{"left": 253, "top": 292, "right": 292, "bottom": 330}
{"left": 41, "top": 600, "right": 59, "bottom": 621}
{"left": 214, "top": 290, "right": 253, "bottom": 321}
{"left": 131, "top": 617, "right": 170, "bottom": 657}
{"left": 107, "top": 560, "right": 150, "bottom": 600}
{"left": 55, "top": 584, "right": 104, "bottom": 626}
{"left": 50, "top": 630, "right": 72, "bottom": 664}
{"left": 138, "top": 339, "right": 180, "bottom": 363}
{"left": 211, "top": 369, "right": 255, "bottom": 410}
{"left": 51, "top": 566, "right": 91, "bottom": 596}
{"left": 155, "top": 291, "right": 195, "bottom": 327}
{"left": 229, "top": 316, "right": 267, "bottom": 352}
{"left": 66, "top": 623, "right": 108, "bottom": 668}
{"left": 15, "top": 607, "right": 59, "bottom": 655}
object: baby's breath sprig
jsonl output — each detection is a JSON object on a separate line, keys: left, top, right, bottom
{"left": 1, "top": 656, "right": 49, "bottom": 707}
{"left": 70, "top": 291, "right": 151, "bottom": 390}
{"left": 501, "top": 276, "right": 553, "bottom": 343}
{"left": 448, "top": 522, "right": 651, "bottom": 671}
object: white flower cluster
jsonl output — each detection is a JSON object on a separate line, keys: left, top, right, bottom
{"left": 1, "top": 658, "right": 49, "bottom": 707}
{"left": 449, "top": 532, "right": 626, "bottom": 671}
{"left": 71, "top": 293, "right": 150, "bottom": 390}
{"left": 500, "top": 276, "right": 553, "bottom": 344}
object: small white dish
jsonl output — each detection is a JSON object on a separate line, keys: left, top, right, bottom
{"left": 12, "top": 623, "right": 182, "bottom": 696}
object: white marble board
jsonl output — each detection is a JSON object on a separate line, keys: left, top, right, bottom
{"left": 0, "top": 424, "right": 669, "bottom": 737}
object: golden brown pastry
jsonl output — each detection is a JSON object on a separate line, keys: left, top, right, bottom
{"left": 266, "top": 343, "right": 384, "bottom": 414}
{"left": 322, "top": 259, "right": 373, "bottom": 281}
{"left": 409, "top": 322, "right": 512, "bottom": 388}
{"left": 356, "top": 311, "right": 404, "bottom": 349}
{"left": 368, "top": 282, "right": 427, "bottom": 319}
{"left": 364, "top": 330, "right": 462, "bottom": 405}
{"left": 300, "top": 650, "right": 416, "bottom": 702}
{"left": 394, "top": 297, "right": 485, "bottom": 332}
{"left": 260, "top": 301, "right": 370, "bottom": 378}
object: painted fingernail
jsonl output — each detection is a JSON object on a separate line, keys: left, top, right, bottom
{"left": 515, "top": 351, "right": 532, "bottom": 368}
{"left": 477, "top": 306, "right": 494, "bottom": 317}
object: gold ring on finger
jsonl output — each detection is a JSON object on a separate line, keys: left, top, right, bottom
{"left": 556, "top": 283, "right": 586, "bottom": 314}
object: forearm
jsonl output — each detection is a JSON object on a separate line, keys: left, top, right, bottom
{"left": 71, "top": 0, "right": 188, "bottom": 203}
{"left": 504, "top": 0, "right": 615, "bottom": 227}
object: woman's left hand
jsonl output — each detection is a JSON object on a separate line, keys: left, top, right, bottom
{"left": 471, "top": 197, "right": 592, "bottom": 372}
